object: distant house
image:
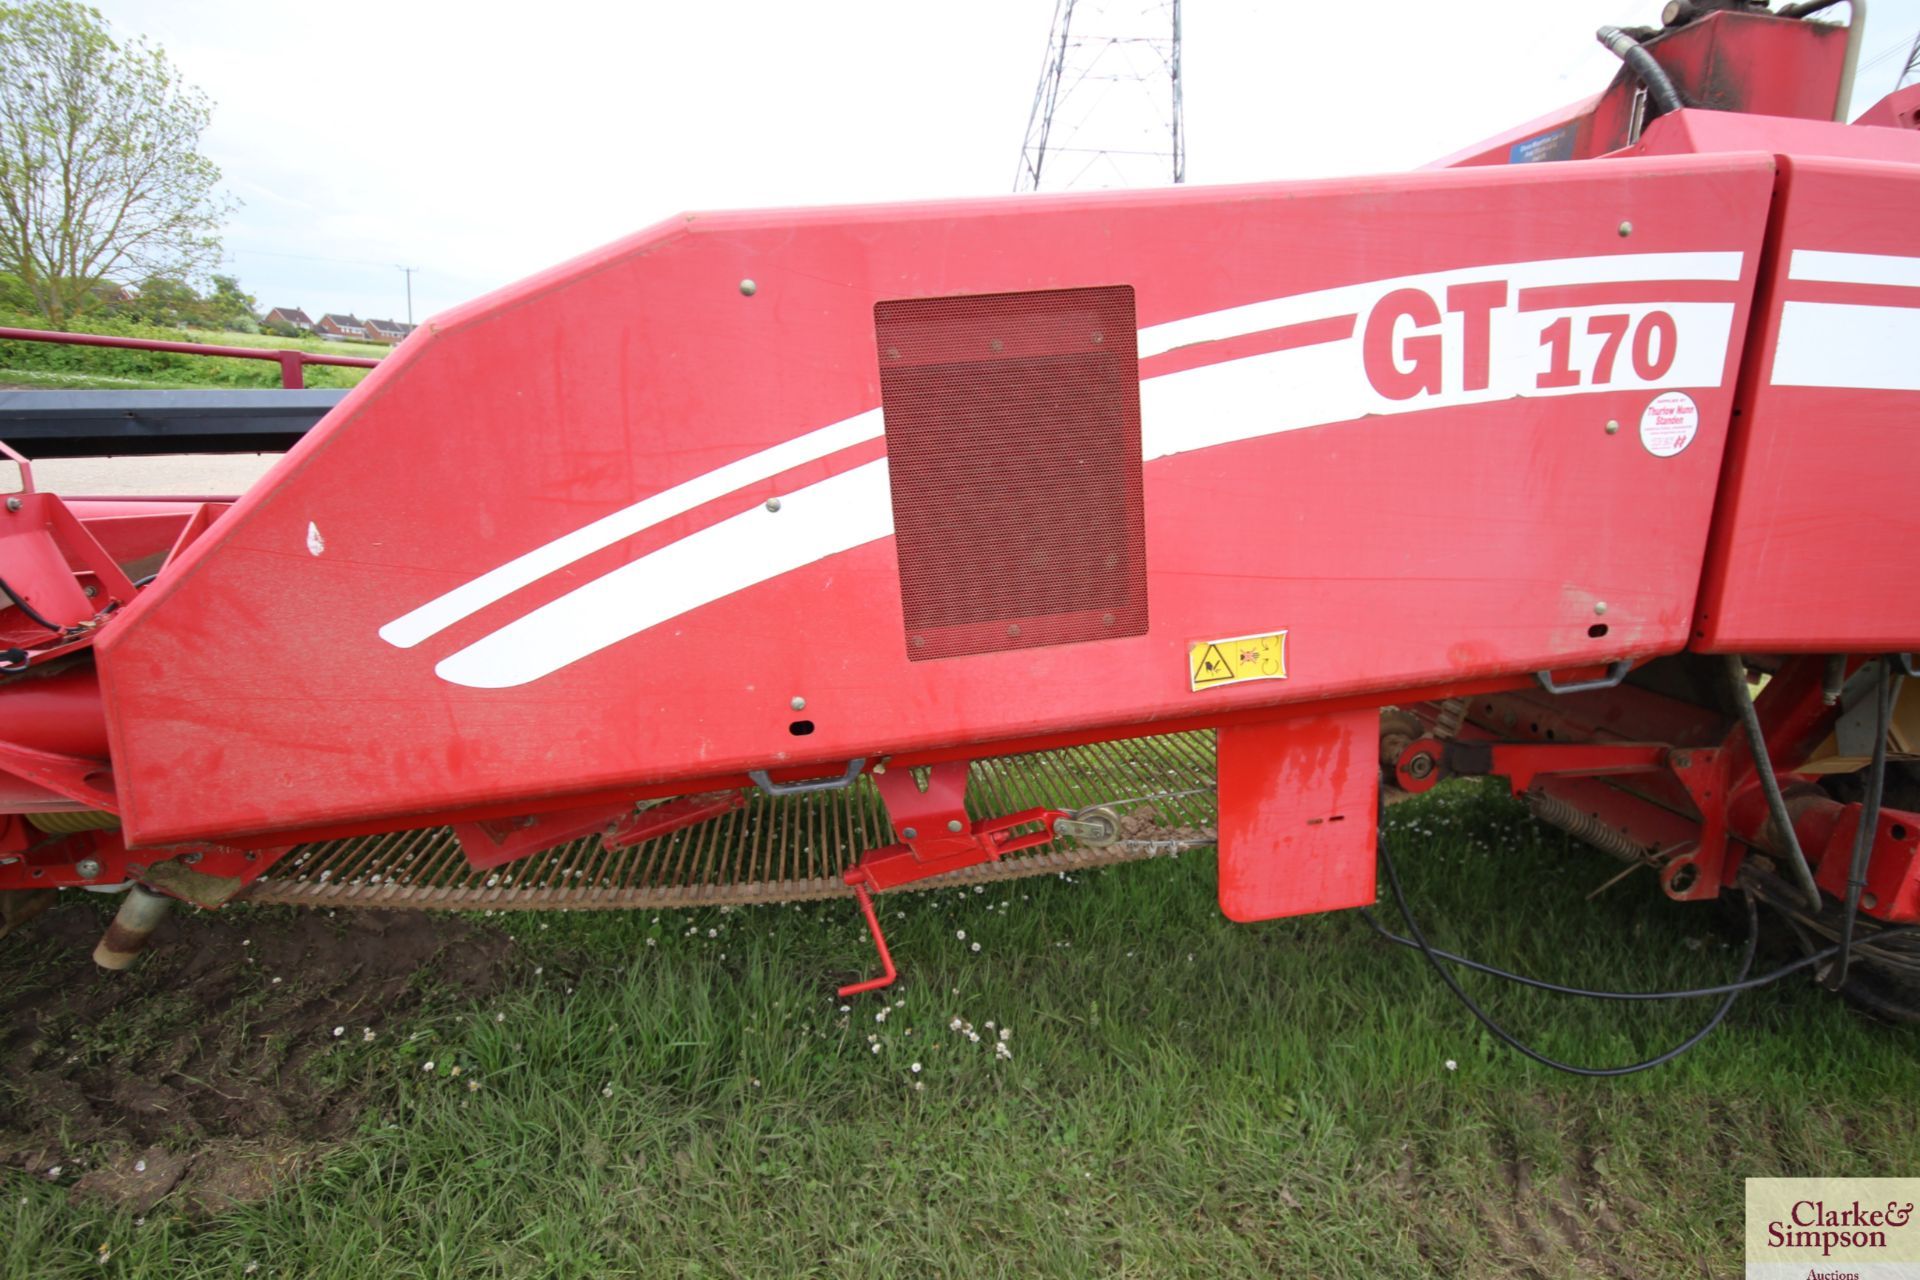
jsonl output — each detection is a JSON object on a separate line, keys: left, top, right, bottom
{"left": 362, "top": 317, "right": 415, "bottom": 344}
{"left": 263, "top": 306, "right": 315, "bottom": 332}
{"left": 315, "top": 313, "right": 368, "bottom": 341}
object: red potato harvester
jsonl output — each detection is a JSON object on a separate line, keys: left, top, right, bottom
{"left": 3, "top": 1, "right": 1918, "bottom": 1072}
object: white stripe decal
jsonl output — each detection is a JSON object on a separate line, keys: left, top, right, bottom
{"left": 1788, "top": 249, "right": 1920, "bottom": 288}
{"left": 1138, "top": 251, "right": 1742, "bottom": 357}
{"left": 402, "top": 251, "right": 1748, "bottom": 688}
{"left": 388, "top": 251, "right": 1744, "bottom": 655}
{"left": 435, "top": 319, "right": 1737, "bottom": 687}
{"left": 1143, "top": 300, "right": 1734, "bottom": 461}
{"left": 433, "top": 460, "right": 894, "bottom": 689}
{"left": 378, "top": 408, "right": 883, "bottom": 648}
{"left": 1772, "top": 301, "right": 1920, "bottom": 391}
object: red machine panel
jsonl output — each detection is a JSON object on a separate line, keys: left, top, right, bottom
{"left": 1216, "top": 710, "right": 1379, "bottom": 923}
{"left": 95, "top": 156, "right": 1775, "bottom": 847}
{"left": 1695, "top": 153, "right": 1920, "bottom": 652}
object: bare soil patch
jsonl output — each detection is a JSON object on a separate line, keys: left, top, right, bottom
{"left": 0, "top": 898, "right": 510, "bottom": 1213}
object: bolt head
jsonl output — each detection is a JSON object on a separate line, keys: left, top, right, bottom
{"left": 1406, "top": 753, "right": 1435, "bottom": 780}
{"left": 946, "top": 819, "right": 964, "bottom": 833}
{"left": 1618, "top": 220, "right": 1633, "bottom": 237}
{"left": 739, "top": 278, "right": 757, "bottom": 296}
{"left": 1593, "top": 601, "right": 1609, "bottom": 616}
{"left": 82, "top": 584, "right": 98, "bottom": 598}
{"left": 75, "top": 858, "right": 102, "bottom": 880}
{"left": 4, "top": 497, "right": 19, "bottom": 512}
{"left": 1605, "top": 419, "right": 1620, "bottom": 435}
{"left": 790, "top": 696, "right": 806, "bottom": 712}
{"left": 902, "top": 827, "right": 918, "bottom": 840}
{"left": 765, "top": 497, "right": 781, "bottom": 513}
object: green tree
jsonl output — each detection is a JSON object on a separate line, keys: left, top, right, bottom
{"left": 118, "top": 272, "right": 200, "bottom": 326}
{"left": 0, "top": 2, "right": 232, "bottom": 325}
{"left": 202, "top": 272, "right": 255, "bottom": 329}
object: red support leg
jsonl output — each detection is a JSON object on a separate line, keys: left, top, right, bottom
{"left": 838, "top": 877, "right": 897, "bottom": 997}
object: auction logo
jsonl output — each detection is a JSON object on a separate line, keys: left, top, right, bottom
{"left": 1746, "top": 1179, "right": 1920, "bottom": 1279}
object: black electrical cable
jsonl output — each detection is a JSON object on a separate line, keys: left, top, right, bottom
{"left": 1596, "top": 25, "right": 1686, "bottom": 117}
{"left": 1832, "top": 658, "right": 1900, "bottom": 989}
{"left": 0, "top": 573, "right": 68, "bottom": 635}
{"left": 1373, "top": 823, "right": 1756, "bottom": 1076}
{"left": 1724, "top": 654, "right": 1824, "bottom": 911}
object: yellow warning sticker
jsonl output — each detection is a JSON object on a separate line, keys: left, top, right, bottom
{"left": 1189, "top": 630, "right": 1288, "bottom": 692}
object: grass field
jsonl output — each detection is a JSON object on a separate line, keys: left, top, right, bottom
{"left": 3, "top": 780, "right": 1915, "bottom": 1278}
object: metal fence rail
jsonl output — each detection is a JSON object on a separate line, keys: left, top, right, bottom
{"left": 0, "top": 326, "right": 381, "bottom": 388}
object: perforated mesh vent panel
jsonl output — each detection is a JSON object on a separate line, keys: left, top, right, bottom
{"left": 876, "top": 285, "right": 1146, "bottom": 662}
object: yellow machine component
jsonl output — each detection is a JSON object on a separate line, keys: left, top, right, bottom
{"left": 25, "top": 810, "right": 122, "bottom": 835}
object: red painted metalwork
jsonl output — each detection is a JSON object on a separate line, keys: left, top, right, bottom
{"left": 838, "top": 881, "right": 898, "bottom": 998}
{"left": 1396, "top": 739, "right": 1670, "bottom": 796}
{"left": 2, "top": 4, "right": 1918, "bottom": 992}
{"left": 1217, "top": 710, "right": 1378, "bottom": 922}
{"left": 1438, "top": 657, "right": 1920, "bottom": 923}
{"left": 605, "top": 791, "right": 747, "bottom": 850}
{"left": 1692, "top": 150, "right": 1920, "bottom": 651}
{"left": 844, "top": 762, "right": 1062, "bottom": 893}
{"left": 0, "top": 327, "right": 380, "bottom": 388}
{"left": 93, "top": 153, "right": 1778, "bottom": 849}
{"left": 454, "top": 789, "right": 748, "bottom": 870}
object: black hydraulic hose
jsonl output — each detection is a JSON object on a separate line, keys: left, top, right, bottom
{"left": 1361, "top": 909, "right": 1823, "bottom": 1000}
{"left": 1832, "top": 658, "right": 1900, "bottom": 989}
{"left": 1596, "top": 25, "right": 1685, "bottom": 117}
{"left": 0, "top": 573, "right": 67, "bottom": 634}
{"left": 1375, "top": 823, "right": 1757, "bottom": 1077}
{"left": 1724, "top": 654, "right": 1825, "bottom": 911}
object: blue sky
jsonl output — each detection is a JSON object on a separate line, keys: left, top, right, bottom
{"left": 96, "top": 1, "right": 1920, "bottom": 326}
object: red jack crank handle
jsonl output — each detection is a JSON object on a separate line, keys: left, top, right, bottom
{"left": 838, "top": 878, "right": 898, "bottom": 998}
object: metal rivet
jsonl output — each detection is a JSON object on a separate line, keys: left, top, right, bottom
{"left": 1101, "top": 612, "right": 1115, "bottom": 626}
{"left": 1605, "top": 419, "right": 1620, "bottom": 435}
{"left": 909, "top": 636, "right": 925, "bottom": 648}
{"left": 739, "top": 279, "right": 757, "bottom": 296}
{"left": 1618, "top": 221, "right": 1633, "bottom": 237}
{"left": 1090, "top": 332, "right": 1104, "bottom": 344}
{"left": 83, "top": 584, "right": 98, "bottom": 598}
{"left": 946, "top": 819, "right": 964, "bottom": 833}
{"left": 790, "top": 696, "right": 806, "bottom": 711}
{"left": 765, "top": 497, "right": 781, "bottom": 513}
{"left": 4, "top": 497, "right": 19, "bottom": 512}
{"left": 75, "top": 858, "right": 102, "bottom": 880}
{"left": 1007, "top": 624, "right": 1021, "bottom": 637}
{"left": 902, "top": 827, "right": 918, "bottom": 840}
{"left": 1594, "top": 601, "right": 1609, "bottom": 616}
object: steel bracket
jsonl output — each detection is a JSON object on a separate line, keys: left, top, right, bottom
{"left": 843, "top": 761, "right": 1063, "bottom": 892}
